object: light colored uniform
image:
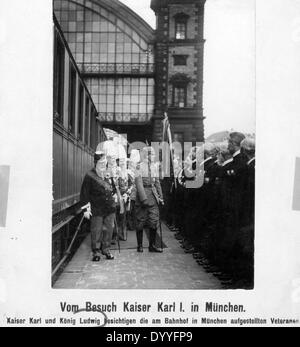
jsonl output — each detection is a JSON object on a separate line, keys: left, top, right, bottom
{"left": 131, "top": 160, "right": 163, "bottom": 230}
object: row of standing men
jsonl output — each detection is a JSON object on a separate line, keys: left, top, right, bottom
{"left": 80, "top": 132, "right": 255, "bottom": 288}
{"left": 165, "top": 132, "right": 255, "bottom": 287}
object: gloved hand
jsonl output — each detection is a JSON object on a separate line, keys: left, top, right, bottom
{"left": 81, "top": 203, "right": 92, "bottom": 220}
{"left": 159, "top": 199, "right": 165, "bottom": 206}
{"left": 113, "top": 194, "right": 118, "bottom": 203}
{"left": 84, "top": 210, "right": 92, "bottom": 220}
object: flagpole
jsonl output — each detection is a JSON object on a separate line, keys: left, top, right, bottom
{"left": 164, "top": 113, "right": 176, "bottom": 188}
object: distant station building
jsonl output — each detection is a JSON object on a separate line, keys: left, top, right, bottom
{"left": 151, "top": 0, "right": 206, "bottom": 143}
{"left": 53, "top": 0, "right": 205, "bottom": 144}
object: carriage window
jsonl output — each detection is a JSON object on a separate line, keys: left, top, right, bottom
{"left": 68, "top": 64, "right": 76, "bottom": 134}
{"left": 78, "top": 84, "right": 84, "bottom": 141}
{"left": 53, "top": 33, "right": 65, "bottom": 123}
{"left": 84, "top": 97, "right": 90, "bottom": 145}
{"left": 90, "top": 109, "right": 96, "bottom": 149}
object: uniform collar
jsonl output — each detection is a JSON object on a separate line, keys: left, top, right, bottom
{"left": 196, "top": 156, "right": 212, "bottom": 167}
{"left": 203, "top": 156, "right": 213, "bottom": 165}
{"left": 222, "top": 158, "right": 233, "bottom": 167}
{"left": 233, "top": 150, "right": 241, "bottom": 158}
{"left": 247, "top": 157, "right": 255, "bottom": 166}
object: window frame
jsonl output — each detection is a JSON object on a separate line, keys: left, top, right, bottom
{"left": 174, "top": 13, "right": 190, "bottom": 40}
{"left": 84, "top": 97, "right": 90, "bottom": 146}
{"left": 53, "top": 32, "right": 65, "bottom": 123}
{"left": 68, "top": 63, "right": 77, "bottom": 134}
{"left": 173, "top": 55, "right": 188, "bottom": 66}
{"left": 77, "top": 83, "right": 84, "bottom": 141}
{"left": 173, "top": 84, "right": 187, "bottom": 108}
{"left": 89, "top": 108, "right": 97, "bottom": 149}
{"left": 175, "top": 21, "right": 187, "bottom": 40}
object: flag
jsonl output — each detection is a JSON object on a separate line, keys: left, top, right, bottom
{"left": 162, "top": 112, "right": 169, "bottom": 144}
{"left": 161, "top": 113, "right": 176, "bottom": 187}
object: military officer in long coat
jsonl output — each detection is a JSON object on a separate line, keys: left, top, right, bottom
{"left": 220, "top": 132, "right": 247, "bottom": 273}
{"left": 131, "top": 146, "right": 164, "bottom": 253}
{"left": 194, "top": 143, "right": 219, "bottom": 257}
{"left": 240, "top": 137, "right": 255, "bottom": 227}
{"left": 238, "top": 137, "right": 255, "bottom": 286}
{"left": 80, "top": 152, "right": 117, "bottom": 262}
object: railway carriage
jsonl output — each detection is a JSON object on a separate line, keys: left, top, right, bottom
{"left": 52, "top": 15, "right": 107, "bottom": 277}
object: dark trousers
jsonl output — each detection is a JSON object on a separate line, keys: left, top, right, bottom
{"left": 135, "top": 203, "right": 159, "bottom": 231}
{"left": 90, "top": 213, "right": 115, "bottom": 255}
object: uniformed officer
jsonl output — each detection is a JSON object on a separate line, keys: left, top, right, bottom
{"left": 131, "top": 146, "right": 164, "bottom": 253}
{"left": 181, "top": 146, "right": 200, "bottom": 253}
{"left": 220, "top": 132, "right": 247, "bottom": 274}
{"left": 235, "top": 137, "right": 256, "bottom": 286}
{"left": 116, "top": 158, "right": 134, "bottom": 240}
{"left": 127, "top": 151, "right": 139, "bottom": 231}
{"left": 240, "top": 137, "right": 255, "bottom": 226}
{"left": 183, "top": 143, "right": 217, "bottom": 254}
{"left": 194, "top": 143, "right": 219, "bottom": 257}
{"left": 227, "top": 132, "right": 247, "bottom": 181}
{"left": 178, "top": 146, "right": 204, "bottom": 252}
{"left": 214, "top": 143, "right": 233, "bottom": 265}
{"left": 80, "top": 151, "right": 117, "bottom": 262}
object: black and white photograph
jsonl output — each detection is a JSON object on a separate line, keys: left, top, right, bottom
{"left": 1, "top": 0, "right": 300, "bottom": 328}
{"left": 52, "top": 0, "right": 255, "bottom": 290}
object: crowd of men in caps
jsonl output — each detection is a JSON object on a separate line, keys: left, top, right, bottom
{"left": 80, "top": 131, "right": 255, "bottom": 287}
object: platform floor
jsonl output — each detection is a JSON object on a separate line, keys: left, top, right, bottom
{"left": 54, "top": 223, "right": 222, "bottom": 290}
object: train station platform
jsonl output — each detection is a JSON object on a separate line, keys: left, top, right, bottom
{"left": 54, "top": 223, "right": 222, "bottom": 290}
